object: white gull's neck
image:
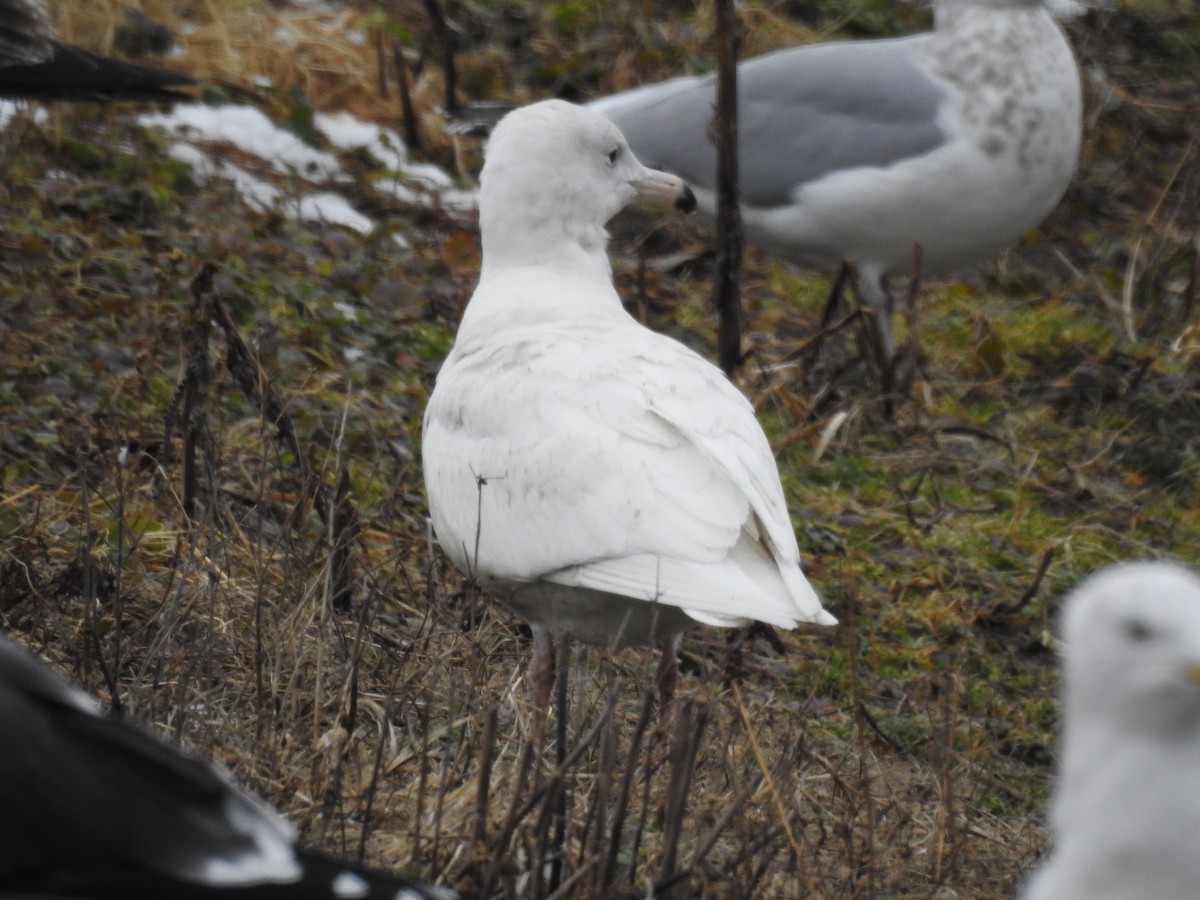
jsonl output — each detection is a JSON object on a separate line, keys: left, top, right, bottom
{"left": 933, "top": 0, "right": 1045, "bottom": 13}
{"left": 932, "top": 0, "right": 1052, "bottom": 29}
{"left": 478, "top": 181, "right": 616, "bottom": 284}
{"left": 479, "top": 224, "right": 614, "bottom": 284}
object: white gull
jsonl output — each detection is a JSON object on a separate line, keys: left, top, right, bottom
{"left": 1022, "top": 561, "right": 1200, "bottom": 900}
{"left": 589, "top": 0, "right": 1083, "bottom": 361}
{"left": 422, "top": 99, "right": 835, "bottom": 730}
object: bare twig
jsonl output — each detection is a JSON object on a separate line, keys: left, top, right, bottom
{"left": 357, "top": 703, "right": 393, "bottom": 862}
{"left": 165, "top": 263, "right": 216, "bottom": 522}
{"left": 818, "top": 260, "right": 857, "bottom": 332}
{"left": 422, "top": 0, "right": 457, "bottom": 116}
{"left": 857, "top": 700, "right": 909, "bottom": 756}
{"left": 545, "top": 855, "right": 600, "bottom": 899}
{"left": 481, "top": 737, "right": 536, "bottom": 895}
{"left": 930, "top": 676, "right": 961, "bottom": 884}
{"left": 603, "top": 686, "right": 655, "bottom": 891}
{"left": 658, "top": 698, "right": 710, "bottom": 896}
{"left": 785, "top": 306, "right": 876, "bottom": 365}
{"left": 1186, "top": 239, "right": 1198, "bottom": 319}
{"left": 473, "top": 708, "right": 498, "bottom": 848}
{"left": 712, "top": 0, "right": 743, "bottom": 376}
{"left": 683, "top": 772, "right": 764, "bottom": 874}
{"left": 210, "top": 291, "right": 323, "bottom": 521}
{"left": 732, "top": 684, "right": 810, "bottom": 870}
{"left": 329, "top": 467, "right": 359, "bottom": 613}
{"left": 411, "top": 695, "right": 432, "bottom": 870}
{"left": 1013, "top": 545, "right": 1059, "bottom": 614}
{"left": 547, "top": 633, "right": 571, "bottom": 893}
{"left": 484, "top": 690, "right": 618, "bottom": 894}
{"left": 391, "top": 37, "right": 421, "bottom": 152}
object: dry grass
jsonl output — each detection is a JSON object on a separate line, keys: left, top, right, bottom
{"left": 54, "top": 1, "right": 372, "bottom": 99}
{"left": 51, "top": 0, "right": 458, "bottom": 151}
{"left": 0, "top": 217, "right": 1058, "bottom": 897}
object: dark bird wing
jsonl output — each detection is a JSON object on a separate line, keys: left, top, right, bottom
{"left": 0, "top": 0, "right": 53, "bottom": 66}
{"left": 0, "top": 633, "right": 458, "bottom": 900}
{"left": 0, "top": 0, "right": 193, "bottom": 100}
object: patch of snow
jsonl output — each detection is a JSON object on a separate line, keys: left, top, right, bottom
{"left": 141, "top": 104, "right": 344, "bottom": 181}
{"left": 315, "top": 111, "right": 452, "bottom": 188}
{"left": 169, "top": 142, "right": 280, "bottom": 212}
{"left": 296, "top": 191, "right": 374, "bottom": 234}
{"left": 139, "top": 103, "right": 472, "bottom": 239}
{"left": 0, "top": 100, "right": 49, "bottom": 130}
{"left": 169, "top": 142, "right": 376, "bottom": 235}
{"left": 330, "top": 871, "right": 369, "bottom": 899}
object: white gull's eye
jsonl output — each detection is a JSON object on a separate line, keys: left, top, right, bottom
{"left": 607, "top": 146, "right": 621, "bottom": 167}
{"left": 1123, "top": 619, "right": 1154, "bottom": 642}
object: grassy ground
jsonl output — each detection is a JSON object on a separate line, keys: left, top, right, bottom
{"left": 3, "top": 1, "right": 1199, "bottom": 897}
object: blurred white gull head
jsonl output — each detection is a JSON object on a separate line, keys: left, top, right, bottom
{"left": 1022, "top": 561, "right": 1200, "bottom": 900}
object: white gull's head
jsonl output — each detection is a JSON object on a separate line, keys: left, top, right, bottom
{"left": 478, "top": 99, "right": 694, "bottom": 275}
{"left": 1020, "top": 561, "right": 1200, "bottom": 900}
{"left": 1061, "top": 561, "right": 1200, "bottom": 736}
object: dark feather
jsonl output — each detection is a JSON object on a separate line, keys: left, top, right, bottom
{"left": 0, "top": 634, "right": 458, "bottom": 900}
{"left": 0, "top": 0, "right": 193, "bottom": 101}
